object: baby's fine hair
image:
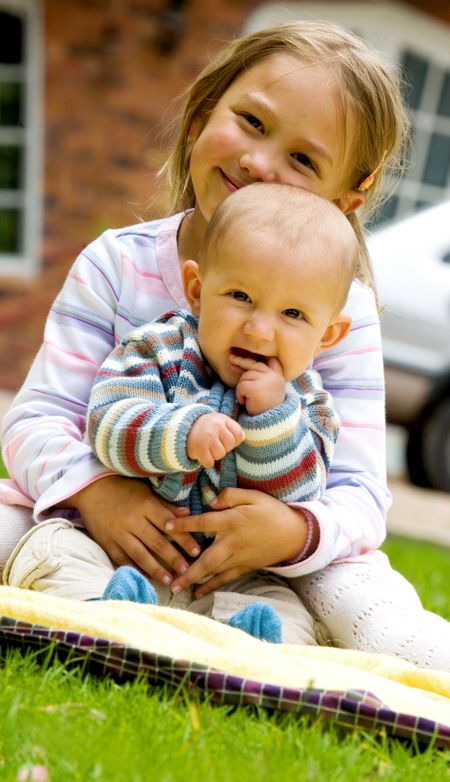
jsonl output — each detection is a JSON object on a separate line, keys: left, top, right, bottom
{"left": 161, "top": 20, "right": 410, "bottom": 292}
{"left": 200, "top": 183, "right": 359, "bottom": 313}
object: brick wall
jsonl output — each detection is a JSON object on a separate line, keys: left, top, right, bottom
{"left": 0, "top": 0, "right": 261, "bottom": 390}
{"left": 0, "top": 0, "right": 446, "bottom": 391}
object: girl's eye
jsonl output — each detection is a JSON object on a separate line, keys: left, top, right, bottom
{"left": 291, "top": 152, "right": 316, "bottom": 172}
{"left": 231, "top": 290, "right": 250, "bottom": 302}
{"left": 243, "top": 113, "right": 264, "bottom": 132}
{"left": 283, "top": 308, "right": 304, "bottom": 320}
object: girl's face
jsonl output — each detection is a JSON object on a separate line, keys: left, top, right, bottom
{"left": 188, "top": 54, "right": 361, "bottom": 238}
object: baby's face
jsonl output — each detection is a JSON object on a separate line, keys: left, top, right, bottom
{"left": 195, "top": 230, "right": 342, "bottom": 388}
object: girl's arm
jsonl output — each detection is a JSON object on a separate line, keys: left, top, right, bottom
{"left": 1, "top": 227, "right": 200, "bottom": 580}
{"left": 1, "top": 229, "right": 124, "bottom": 514}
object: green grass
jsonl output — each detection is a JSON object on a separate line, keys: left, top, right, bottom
{"left": 0, "top": 454, "right": 449, "bottom": 779}
{"left": 0, "top": 646, "right": 449, "bottom": 782}
{"left": 382, "top": 536, "right": 450, "bottom": 619}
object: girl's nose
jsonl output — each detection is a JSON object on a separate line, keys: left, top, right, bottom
{"left": 243, "top": 313, "right": 275, "bottom": 341}
{"left": 239, "top": 150, "right": 278, "bottom": 183}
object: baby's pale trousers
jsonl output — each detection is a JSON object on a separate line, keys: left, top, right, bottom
{"left": 2, "top": 515, "right": 318, "bottom": 646}
{"left": 1, "top": 504, "right": 450, "bottom": 671}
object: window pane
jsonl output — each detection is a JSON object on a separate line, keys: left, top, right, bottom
{"left": 415, "top": 200, "right": 434, "bottom": 212}
{"left": 423, "top": 133, "right": 450, "bottom": 186}
{"left": 0, "top": 145, "right": 22, "bottom": 189}
{"left": 401, "top": 50, "right": 428, "bottom": 110}
{"left": 0, "top": 82, "right": 22, "bottom": 126}
{"left": 438, "top": 73, "right": 450, "bottom": 118}
{"left": 0, "top": 208, "right": 21, "bottom": 252}
{"left": 0, "top": 12, "right": 24, "bottom": 65}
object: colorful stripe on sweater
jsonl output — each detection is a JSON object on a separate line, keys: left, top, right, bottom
{"left": 87, "top": 310, "right": 340, "bottom": 511}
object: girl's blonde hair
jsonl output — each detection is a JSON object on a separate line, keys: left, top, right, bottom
{"left": 160, "top": 20, "right": 410, "bottom": 290}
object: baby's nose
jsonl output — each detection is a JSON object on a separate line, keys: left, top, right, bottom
{"left": 243, "top": 313, "right": 275, "bottom": 341}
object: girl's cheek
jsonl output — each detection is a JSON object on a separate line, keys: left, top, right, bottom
{"left": 206, "top": 123, "right": 241, "bottom": 154}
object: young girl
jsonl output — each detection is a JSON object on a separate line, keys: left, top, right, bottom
{"left": 1, "top": 21, "right": 449, "bottom": 669}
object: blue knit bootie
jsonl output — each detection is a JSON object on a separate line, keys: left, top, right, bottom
{"left": 228, "top": 602, "right": 282, "bottom": 643}
{"left": 103, "top": 566, "right": 158, "bottom": 605}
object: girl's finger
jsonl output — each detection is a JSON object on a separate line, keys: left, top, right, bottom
{"left": 194, "top": 568, "right": 243, "bottom": 598}
{"left": 170, "top": 543, "right": 232, "bottom": 592}
{"left": 101, "top": 541, "right": 135, "bottom": 570}
{"left": 147, "top": 500, "right": 201, "bottom": 556}
{"left": 119, "top": 533, "right": 175, "bottom": 585}
{"left": 165, "top": 509, "right": 222, "bottom": 536}
{"left": 133, "top": 519, "right": 195, "bottom": 574}
{"left": 210, "top": 486, "right": 259, "bottom": 509}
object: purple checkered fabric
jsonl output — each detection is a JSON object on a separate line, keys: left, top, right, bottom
{"left": 1, "top": 615, "right": 449, "bottom": 749}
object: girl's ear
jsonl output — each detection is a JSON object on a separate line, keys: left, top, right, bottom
{"left": 182, "top": 260, "right": 202, "bottom": 315}
{"left": 314, "top": 314, "right": 352, "bottom": 355}
{"left": 334, "top": 190, "right": 365, "bottom": 215}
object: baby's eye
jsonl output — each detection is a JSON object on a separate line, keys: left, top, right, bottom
{"left": 291, "top": 152, "right": 316, "bottom": 171}
{"left": 243, "top": 113, "right": 264, "bottom": 133}
{"left": 231, "top": 290, "right": 250, "bottom": 302}
{"left": 283, "top": 308, "right": 304, "bottom": 320}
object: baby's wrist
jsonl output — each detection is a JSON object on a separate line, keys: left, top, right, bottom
{"left": 244, "top": 389, "right": 286, "bottom": 416}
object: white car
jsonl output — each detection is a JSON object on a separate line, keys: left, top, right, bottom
{"left": 367, "top": 199, "right": 450, "bottom": 493}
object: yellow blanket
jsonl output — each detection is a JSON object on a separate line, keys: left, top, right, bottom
{"left": 1, "top": 586, "right": 449, "bottom": 727}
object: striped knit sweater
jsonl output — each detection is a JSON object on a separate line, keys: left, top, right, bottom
{"left": 87, "top": 309, "right": 340, "bottom": 514}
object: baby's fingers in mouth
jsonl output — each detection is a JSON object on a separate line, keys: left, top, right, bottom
{"left": 229, "top": 348, "right": 269, "bottom": 367}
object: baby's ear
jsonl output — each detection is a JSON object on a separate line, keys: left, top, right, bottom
{"left": 315, "top": 314, "right": 352, "bottom": 355}
{"left": 182, "top": 260, "right": 202, "bottom": 315}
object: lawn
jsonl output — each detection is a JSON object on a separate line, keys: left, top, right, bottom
{"left": 0, "top": 453, "right": 449, "bottom": 780}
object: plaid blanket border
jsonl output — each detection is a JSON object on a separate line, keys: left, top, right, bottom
{"left": 1, "top": 616, "right": 449, "bottom": 749}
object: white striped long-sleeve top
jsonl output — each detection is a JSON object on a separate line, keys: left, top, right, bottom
{"left": 0, "top": 211, "right": 390, "bottom": 576}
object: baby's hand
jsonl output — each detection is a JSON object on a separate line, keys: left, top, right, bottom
{"left": 187, "top": 413, "right": 245, "bottom": 468}
{"left": 232, "top": 355, "right": 286, "bottom": 415}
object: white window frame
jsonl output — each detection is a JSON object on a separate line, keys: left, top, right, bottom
{"left": 245, "top": 2, "right": 450, "bottom": 223}
{"left": 0, "top": 0, "right": 42, "bottom": 276}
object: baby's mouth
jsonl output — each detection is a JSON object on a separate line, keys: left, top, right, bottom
{"left": 230, "top": 347, "right": 268, "bottom": 364}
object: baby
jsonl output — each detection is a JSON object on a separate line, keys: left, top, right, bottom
{"left": 5, "top": 184, "right": 357, "bottom": 645}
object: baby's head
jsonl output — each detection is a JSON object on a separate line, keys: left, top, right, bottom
{"left": 182, "top": 183, "right": 357, "bottom": 387}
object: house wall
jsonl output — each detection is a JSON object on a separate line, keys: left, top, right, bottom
{"left": 0, "top": 0, "right": 261, "bottom": 389}
{"left": 0, "top": 0, "right": 447, "bottom": 391}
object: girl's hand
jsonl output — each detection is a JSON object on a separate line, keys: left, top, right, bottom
{"left": 165, "top": 488, "right": 309, "bottom": 597}
{"left": 68, "top": 475, "right": 201, "bottom": 585}
{"left": 232, "top": 356, "right": 285, "bottom": 415}
{"left": 187, "top": 413, "right": 244, "bottom": 468}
